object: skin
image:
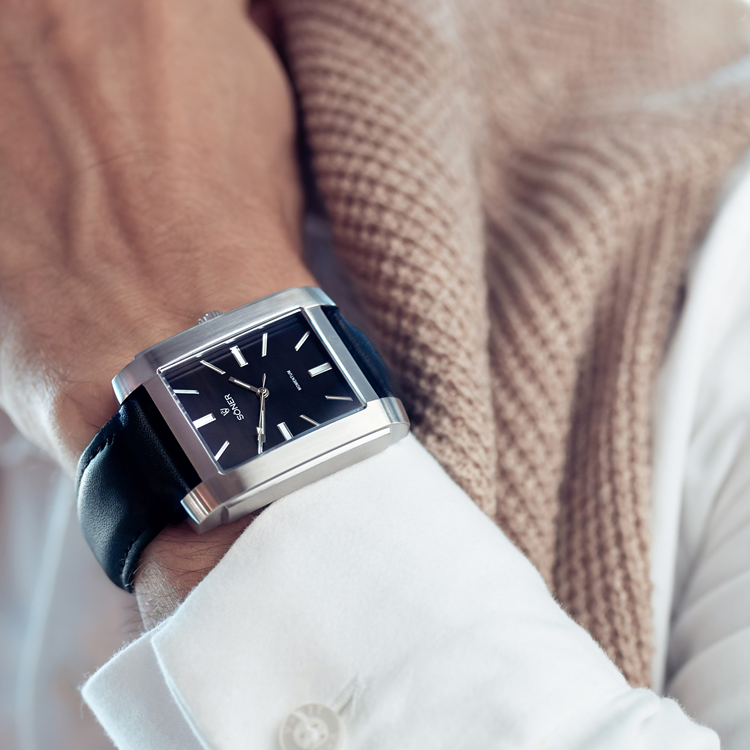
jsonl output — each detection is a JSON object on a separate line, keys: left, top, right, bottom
{"left": 0, "top": 0, "right": 314, "bottom": 626}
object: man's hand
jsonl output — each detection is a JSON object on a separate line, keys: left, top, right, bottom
{"left": 0, "top": 0, "right": 315, "bottom": 622}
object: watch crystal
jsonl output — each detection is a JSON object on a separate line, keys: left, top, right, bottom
{"left": 161, "top": 311, "right": 361, "bottom": 471}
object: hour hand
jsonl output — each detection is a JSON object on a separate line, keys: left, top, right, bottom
{"left": 229, "top": 376, "right": 262, "bottom": 395}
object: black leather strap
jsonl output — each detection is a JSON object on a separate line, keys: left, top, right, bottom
{"left": 323, "top": 307, "right": 395, "bottom": 399}
{"left": 76, "top": 386, "right": 199, "bottom": 592}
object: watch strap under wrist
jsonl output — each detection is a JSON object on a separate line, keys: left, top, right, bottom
{"left": 323, "top": 306, "right": 395, "bottom": 399}
{"left": 76, "top": 386, "right": 199, "bottom": 592}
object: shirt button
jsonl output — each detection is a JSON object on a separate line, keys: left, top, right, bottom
{"left": 279, "top": 704, "right": 345, "bottom": 750}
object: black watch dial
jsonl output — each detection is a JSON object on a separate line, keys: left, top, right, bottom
{"left": 160, "top": 311, "right": 362, "bottom": 471}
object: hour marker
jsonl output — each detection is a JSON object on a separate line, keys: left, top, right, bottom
{"left": 277, "top": 422, "right": 293, "bottom": 441}
{"left": 174, "top": 389, "right": 200, "bottom": 395}
{"left": 262, "top": 332, "right": 268, "bottom": 357}
{"left": 308, "top": 362, "right": 333, "bottom": 377}
{"left": 295, "top": 332, "right": 310, "bottom": 351}
{"left": 193, "top": 413, "right": 216, "bottom": 429}
{"left": 214, "top": 440, "right": 230, "bottom": 460}
{"left": 230, "top": 346, "right": 248, "bottom": 367}
{"left": 300, "top": 414, "right": 320, "bottom": 427}
{"left": 200, "top": 360, "right": 226, "bottom": 375}
{"left": 325, "top": 395, "right": 353, "bottom": 401}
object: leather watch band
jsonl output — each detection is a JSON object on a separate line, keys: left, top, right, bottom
{"left": 323, "top": 307, "right": 395, "bottom": 399}
{"left": 76, "top": 386, "right": 200, "bottom": 592}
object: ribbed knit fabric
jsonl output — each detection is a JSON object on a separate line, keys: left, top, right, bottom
{"left": 278, "top": 0, "right": 750, "bottom": 686}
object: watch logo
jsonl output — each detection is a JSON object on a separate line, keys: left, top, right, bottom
{"left": 287, "top": 370, "right": 302, "bottom": 391}
{"left": 223, "top": 394, "right": 244, "bottom": 420}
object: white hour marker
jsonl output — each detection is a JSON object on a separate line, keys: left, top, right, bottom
{"left": 295, "top": 332, "right": 310, "bottom": 351}
{"left": 193, "top": 413, "right": 216, "bottom": 429}
{"left": 300, "top": 414, "right": 319, "bottom": 427}
{"left": 325, "top": 395, "right": 353, "bottom": 401}
{"left": 262, "top": 332, "right": 268, "bottom": 357}
{"left": 230, "top": 346, "right": 248, "bottom": 367}
{"left": 277, "top": 422, "right": 293, "bottom": 441}
{"left": 174, "top": 389, "right": 200, "bottom": 395}
{"left": 200, "top": 360, "right": 226, "bottom": 375}
{"left": 214, "top": 440, "right": 230, "bottom": 460}
{"left": 308, "top": 362, "right": 333, "bottom": 377}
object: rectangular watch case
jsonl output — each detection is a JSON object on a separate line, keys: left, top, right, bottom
{"left": 112, "top": 287, "right": 410, "bottom": 533}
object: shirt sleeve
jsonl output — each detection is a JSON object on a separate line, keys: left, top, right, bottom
{"left": 659, "top": 242, "right": 750, "bottom": 746}
{"left": 82, "top": 434, "right": 717, "bottom": 750}
{"left": 667, "top": 419, "right": 750, "bottom": 748}
{"left": 648, "top": 151, "right": 750, "bottom": 749}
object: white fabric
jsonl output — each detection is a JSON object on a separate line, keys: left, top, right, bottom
{"left": 82, "top": 436, "right": 718, "bottom": 749}
{"left": 3, "top": 157, "right": 750, "bottom": 749}
{"left": 650, "top": 152, "right": 750, "bottom": 695}
{"left": 652, "top": 151, "right": 750, "bottom": 743}
{"left": 0, "top": 411, "right": 136, "bottom": 750}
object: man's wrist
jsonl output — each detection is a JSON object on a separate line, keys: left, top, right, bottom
{"left": 134, "top": 514, "right": 259, "bottom": 629}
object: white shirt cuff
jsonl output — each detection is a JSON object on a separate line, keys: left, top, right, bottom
{"left": 83, "top": 435, "right": 717, "bottom": 749}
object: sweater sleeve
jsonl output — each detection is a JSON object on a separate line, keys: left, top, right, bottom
{"left": 82, "top": 434, "right": 718, "bottom": 750}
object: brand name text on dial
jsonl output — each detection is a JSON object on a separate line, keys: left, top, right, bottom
{"left": 222, "top": 394, "right": 244, "bottom": 420}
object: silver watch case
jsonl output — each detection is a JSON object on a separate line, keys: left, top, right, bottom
{"left": 112, "top": 287, "right": 409, "bottom": 533}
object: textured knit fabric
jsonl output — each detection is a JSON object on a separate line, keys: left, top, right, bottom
{"left": 277, "top": 0, "right": 750, "bottom": 686}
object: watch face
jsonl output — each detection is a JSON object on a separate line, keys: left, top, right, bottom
{"left": 160, "top": 311, "right": 362, "bottom": 472}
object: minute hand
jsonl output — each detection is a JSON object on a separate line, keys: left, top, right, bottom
{"left": 256, "top": 374, "right": 267, "bottom": 454}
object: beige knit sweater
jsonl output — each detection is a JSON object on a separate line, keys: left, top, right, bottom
{"left": 278, "top": 0, "right": 750, "bottom": 686}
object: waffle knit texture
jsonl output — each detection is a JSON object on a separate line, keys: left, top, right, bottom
{"left": 278, "top": 0, "right": 750, "bottom": 686}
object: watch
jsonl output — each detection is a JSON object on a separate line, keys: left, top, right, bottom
{"left": 76, "top": 287, "right": 409, "bottom": 591}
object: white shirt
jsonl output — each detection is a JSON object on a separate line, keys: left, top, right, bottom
{"left": 3, "top": 155, "right": 750, "bottom": 748}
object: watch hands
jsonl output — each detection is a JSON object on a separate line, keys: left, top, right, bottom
{"left": 257, "top": 373, "right": 267, "bottom": 455}
{"left": 225, "top": 373, "right": 268, "bottom": 454}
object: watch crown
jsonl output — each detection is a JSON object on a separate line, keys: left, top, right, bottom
{"left": 197, "top": 310, "right": 223, "bottom": 325}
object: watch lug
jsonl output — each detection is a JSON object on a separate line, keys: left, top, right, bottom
{"left": 181, "top": 487, "right": 221, "bottom": 526}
